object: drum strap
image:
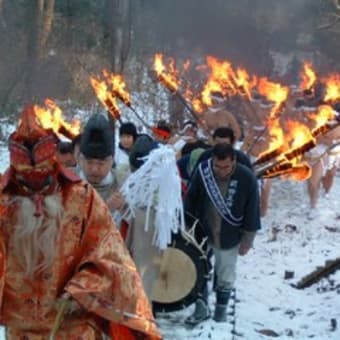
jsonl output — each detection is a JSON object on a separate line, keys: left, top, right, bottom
{"left": 199, "top": 160, "right": 243, "bottom": 227}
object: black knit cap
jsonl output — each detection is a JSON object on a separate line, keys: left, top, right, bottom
{"left": 80, "top": 114, "right": 113, "bottom": 159}
{"left": 119, "top": 122, "right": 138, "bottom": 141}
{"left": 129, "top": 134, "right": 158, "bottom": 170}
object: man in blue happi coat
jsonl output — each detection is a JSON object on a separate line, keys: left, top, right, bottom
{"left": 184, "top": 143, "right": 261, "bottom": 324}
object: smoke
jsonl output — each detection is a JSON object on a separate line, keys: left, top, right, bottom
{"left": 142, "top": 0, "right": 323, "bottom": 77}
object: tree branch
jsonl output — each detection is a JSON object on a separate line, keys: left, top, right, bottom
{"left": 333, "top": 0, "right": 340, "bottom": 11}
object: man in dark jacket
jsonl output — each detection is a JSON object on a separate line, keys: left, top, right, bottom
{"left": 184, "top": 143, "right": 261, "bottom": 324}
{"left": 198, "top": 126, "right": 252, "bottom": 170}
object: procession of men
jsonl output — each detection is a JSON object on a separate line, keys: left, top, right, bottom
{"left": 1, "top": 52, "right": 340, "bottom": 339}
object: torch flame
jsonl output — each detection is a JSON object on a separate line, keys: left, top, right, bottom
{"left": 257, "top": 78, "right": 289, "bottom": 118}
{"left": 263, "top": 162, "right": 311, "bottom": 181}
{"left": 323, "top": 74, "right": 340, "bottom": 103}
{"left": 34, "top": 99, "right": 80, "bottom": 139}
{"left": 200, "top": 56, "right": 257, "bottom": 107}
{"left": 285, "top": 120, "right": 315, "bottom": 164}
{"left": 90, "top": 76, "right": 120, "bottom": 121}
{"left": 153, "top": 53, "right": 180, "bottom": 93}
{"left": 309, "top": 105, "right": 336, "bottom": 130}
{"left": 103, "top": 70, "right": 131, "bottom": 107}
{"left": 300, "top": 62, "right": 316, "bottom": 92}
{"left": 285, "top": 120, "right": 314, "bottom": 148}
{"left": 233, "top": 67, "right": 257, "bottom": 99}
{"left": 288, "top": 163, "right": 311, "bottom": 181}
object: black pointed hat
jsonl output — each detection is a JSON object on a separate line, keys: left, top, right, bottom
{"left": 80, "top": 114, "right": 113, "bottom": 159}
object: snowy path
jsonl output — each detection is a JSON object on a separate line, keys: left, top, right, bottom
{"left": 158, "top": 177, "right": 340, "bottom": 339}
{"left": 0, "top": 144, "right": 339, "bottom": 339}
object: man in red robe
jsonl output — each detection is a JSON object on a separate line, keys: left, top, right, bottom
{"left": 0, "top": 105, "right": 161, "bottom": 339}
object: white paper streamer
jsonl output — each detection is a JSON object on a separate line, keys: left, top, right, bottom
{"left": 120, "top": 145, "right": 184, "bottom": 249}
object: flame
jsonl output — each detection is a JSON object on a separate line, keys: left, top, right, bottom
{"left": 254, "top": 85, "right": 287, "bottom": 161}
{"left": 300, "top": 62, "right": 316, "bottom": 92}
{"left": 201, "top": 57, "right": 232, "bottom": 105}
{"left": 90, "top": 76, "right": 120, "bottom": 120}
{"left": 199, "top": 56, "right": 257, "bottom": 107}
{"left": 34, "top": 99, "right": 80, "bottom": 139}
{"left": 285, "top": 120, "right": 315, "bottom": 164}
{"left": 184, "top": 87, "right": 206, "bottom": 113}
{"left": 261, "top": 161, "right": 311, "bottom": 181}
{"left": 199, "top": 56, "right": 230, "bottom": 106}
{"left": 288, "top": 163, "right": 311, "bottom": 181}
{"left": 323, "top": 74, "right": 340, "bottom": 102}
{"left": 269, "top": 120, "right": 285, "bottom": 149}
{"left": 275, "top": 163, "right": 311, "bottom": 181}
{"left": 192, "top": 98, "right": 205, "bottom": 113}
{"left": 285, "top": 120, "right": 314, "bottom": 149}
{"left": 309, "top": 105, "right": 336, "bottom": 129}
{"left": 257, "top": 78, "right": 289, "bottom": 118}
{"left": 103, "top": 70, "right": 131, "bottom": 107}
{"left": 201, "top": 80, "right": 225, "bottom": 106}
{"left": 153, "top": 53, "right": 180, "bottom": 93}
{"left": 233, "top": 67, "right": 257, "bottom": 99}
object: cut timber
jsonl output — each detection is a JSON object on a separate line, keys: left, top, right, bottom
{"left": 294, "top": 257, "right": 340, "bottom": 289}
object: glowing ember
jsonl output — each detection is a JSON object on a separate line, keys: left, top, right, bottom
{"left": 262, "top": 162, "right": 311, "bottom": 181}
{"left": 288, "top": 163, "right": 311, "bottom": 181}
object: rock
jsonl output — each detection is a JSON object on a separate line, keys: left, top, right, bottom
{"left": 285, "top": 328, "right": 294, "bottom": 336}
{"left": 285, "top": 224, "right": 297, "bottom": 232}
{"left": 284, "top": 270, "right": 295, "bottom": 279}
{"left": 285, "top": 309, "right": 296, "bottom": 319}
{"left": 330, "top": 318, "right": 337, "bottom": 332}
{"left": 256, "top": 328, "right": 280, "bottom": 337}
{"left": 269, "top": 306, "right": 280, "bottom": 311}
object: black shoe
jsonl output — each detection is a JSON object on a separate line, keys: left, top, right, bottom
{"left": 213, "top": 303, "right": 227, "bottom": 322}
{"left": 185, "top": 299, "right": 210, "bottom": 326}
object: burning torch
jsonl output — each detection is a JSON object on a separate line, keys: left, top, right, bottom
{"left": 153, "top": 53, "right": 204, "bottom": 127}
{"left": 102, "top": 70, "right": 171, "bottom": 141}
{"left": 255, "top": 108, "right": 340, "bottom": 179}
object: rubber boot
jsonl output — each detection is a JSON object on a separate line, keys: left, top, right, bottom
{"left": 185, "top": 298, "right": 210, "bottom": 326}
{"left": 213, "top": 289, "right": 230, "bottom": 322}
{"left": 185, "top": 284, "right": 210, "bottom": 326}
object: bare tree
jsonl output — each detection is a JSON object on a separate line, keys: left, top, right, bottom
{"left": 24, "top": 1, "right": 44, "bottom": 101}
{"left": 0, "top": 0, "right": 4, "bottom": 25}
{"left": 41, "top": 0, "right": 55, "bottom": 48}
{"left": 24, "top": 0, "right": 56, "bottom": 101}
{"left": 105, "top": 0, "right": 132, "bottom": 73}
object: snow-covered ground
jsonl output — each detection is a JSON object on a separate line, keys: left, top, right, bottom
{"left": 158, "top": 177, "right": 340, "bottom": 339}
{"left": 0, "top": 143, "right": 339, "bottom": 339}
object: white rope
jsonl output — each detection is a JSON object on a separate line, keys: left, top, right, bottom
{"left": 120, "top": 145, "right": 184, "bottom": 249}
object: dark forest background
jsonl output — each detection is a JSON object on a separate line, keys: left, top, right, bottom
{"left": 1, "top": 0, "right": 340, "bottom": 119}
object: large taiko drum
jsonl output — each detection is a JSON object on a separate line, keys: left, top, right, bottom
{"left": 152, "top": 222, "right": 211, "bottom": 312}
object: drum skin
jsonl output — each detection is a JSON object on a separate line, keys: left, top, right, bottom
{"left": 152, "top": 233, "right": 210, "bottom": 312}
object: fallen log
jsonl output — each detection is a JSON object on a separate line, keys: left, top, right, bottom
{"left": 294, "top": 257, "right": 340, "bottom": 289}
